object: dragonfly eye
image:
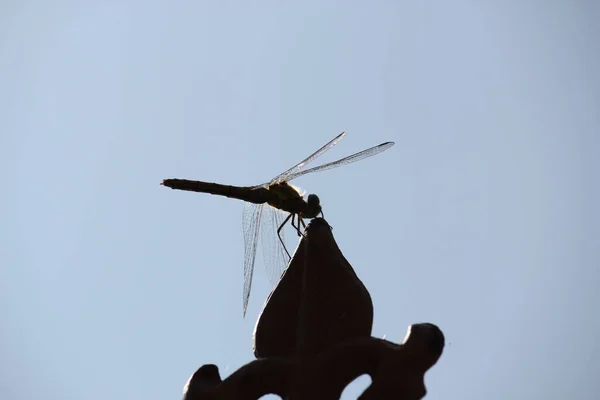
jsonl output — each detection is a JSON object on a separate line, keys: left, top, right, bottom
{"left": 305, "top": 194, "right": 322, "bottom": 218}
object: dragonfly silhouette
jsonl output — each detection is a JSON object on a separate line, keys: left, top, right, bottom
{"left": 161, "top": 132, "right": 394, "bottom": 316}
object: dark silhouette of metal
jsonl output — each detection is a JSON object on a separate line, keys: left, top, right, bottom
{"left": 183, "top": 218, "right": 444, "bottom": 399}
{"left": 254, "top": 218, "right": 373, "bottom": 359}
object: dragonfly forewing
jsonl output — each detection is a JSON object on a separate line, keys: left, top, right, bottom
{"left": 268, "top": 132, "right": 347, "bottom": 185}
{"left": 281, "top": 141, "right": 395, "bottom": 183}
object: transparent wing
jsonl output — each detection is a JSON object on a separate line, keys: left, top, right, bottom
{"left": 268, "top": 132, "right": 347, "bottom": 185}
{"left": 260, "top": 206, "right": 290, "bottom": 286}
{"left": 283, "top": 141, "right": 395, "bottom": 183}
{"left": 241, "top": 202, "right": 265, "bottom": 317}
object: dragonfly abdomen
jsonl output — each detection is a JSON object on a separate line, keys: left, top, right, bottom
{"left": 161, "top": 179, "right": 271, "bottom": 205}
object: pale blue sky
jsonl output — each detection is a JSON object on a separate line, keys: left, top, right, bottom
{"left": 2, "top": 2, "right": 599, "bottom": 399}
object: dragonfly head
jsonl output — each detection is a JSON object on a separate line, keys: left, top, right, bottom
{"left": 305, "top": 194, "right": 322, "bottom": 219}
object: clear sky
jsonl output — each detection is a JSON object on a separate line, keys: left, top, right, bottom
{"left": 2, "top": 2, "right": 599, "bottom": 399}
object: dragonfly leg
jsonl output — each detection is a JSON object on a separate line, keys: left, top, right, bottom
{"left": 292, "top": 215, "right": 308, "bottom": 238}
{"left": 300, "top": 217, "right": 307, "bottom": 229}
{"left": 291, "top": 214, "right": 304, "bottom": 237}
{"left": 277, "top": 213, "right": 293, "bottom": 260}
{"left": 290, "top": 214, "right": 298, "bottom": 235}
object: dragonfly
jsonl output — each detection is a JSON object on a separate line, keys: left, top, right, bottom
{"left": 161, "top": 132, "right": 394, "bottom": 316}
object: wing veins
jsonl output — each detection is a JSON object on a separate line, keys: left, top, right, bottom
{"left": 283, "top": 141, "right": 395, "bottom": 182}
{"left": 242, "top": 203, "right": 264, "bottom": 316}
{"left": 268, "top": 132, "right": 347, "bottom": 184}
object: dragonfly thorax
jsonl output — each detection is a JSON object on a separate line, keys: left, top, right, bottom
{"left": 266, "top": 182, "right": 321, "bottom": 219}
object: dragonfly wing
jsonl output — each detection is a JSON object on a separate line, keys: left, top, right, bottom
{"left": 268, "top": 132, "right": 347, "bottom": 185}
{"left": 283, "top": 141, "right": 395, "bottom": 183}
{"left": 260, "top": 206, "right": 290, "bottom": 286}
{"left": 242, "top": 202, "right": 264, "bottom": 316}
